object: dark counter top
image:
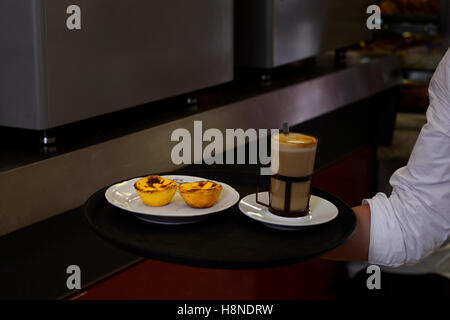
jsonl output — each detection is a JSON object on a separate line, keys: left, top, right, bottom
{"left": 0, "top": 206, "right": 140, "bottom": 300}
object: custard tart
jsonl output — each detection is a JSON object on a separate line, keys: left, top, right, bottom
{"left": 179, "top": 180, "right": 223, "bottom": 208}
{"left": 134, "top": 175, "right": 177, "bottom": 207}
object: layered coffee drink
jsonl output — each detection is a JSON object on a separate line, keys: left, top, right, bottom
{"left": 269, "top": 132, "right": 318, "bottom": 217}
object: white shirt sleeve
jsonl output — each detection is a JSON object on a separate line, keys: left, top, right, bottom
{"left": 364, "top": 48, "right": 450, "bottom": 267}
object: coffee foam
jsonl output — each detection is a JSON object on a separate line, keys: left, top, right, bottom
{"left": 272, "top": 133, "right": 317, "bottom": 148}
{"left": 272, "top": 133, "right": 317, "bottom": 152}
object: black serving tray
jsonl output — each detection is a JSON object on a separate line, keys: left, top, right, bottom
{"left": 83, "top": 168, "right": 356, "bottom": 269}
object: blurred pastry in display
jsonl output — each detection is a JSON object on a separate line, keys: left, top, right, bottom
{"left": 381, "top": 0, "right": 401, "bottom": 15}
{"left": 380, "top": 0, "right": 440, "bottom": 15}
{"left": 134, "top": 175, "right": 177, "bottom": 207}
{"left": 179, "top": 181, "right": 223, "bottom": 208}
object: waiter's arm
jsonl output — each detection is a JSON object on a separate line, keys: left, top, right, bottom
{"left": 323, "top": 48, "right": 450, "bottom": 266}
{"left": 322, "top": 205, "right": 371, "bottom": 261}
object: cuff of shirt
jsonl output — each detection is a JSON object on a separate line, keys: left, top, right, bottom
{"left": 363, "top": 193, "right": 406, "bottom": 267}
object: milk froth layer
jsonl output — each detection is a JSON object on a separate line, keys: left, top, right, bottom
{"left": 272, "top": 132, "right": 317, "bottom": 150}
{"left": 271, "top": 132, "right": 317, "bottom": 177}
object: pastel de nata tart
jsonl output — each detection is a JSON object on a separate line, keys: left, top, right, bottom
{"left": 134, "top": 175, "right": 177, "bottom": 207}
{"left": 179, "top": 181, "right": 223, "bottom": 208}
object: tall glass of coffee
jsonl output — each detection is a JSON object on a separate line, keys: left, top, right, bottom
{"left": 269, "top": 132, "right": 318, "bottom": 217}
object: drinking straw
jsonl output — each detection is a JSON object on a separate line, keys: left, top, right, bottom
{"left": 282, "top": 122, "right": 289, "bottom": 135}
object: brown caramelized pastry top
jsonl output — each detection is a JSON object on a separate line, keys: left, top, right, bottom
{"left": 134, "top": 175, "right": 177, "bottom": 192}
{"left": 179, "top": 181, "right": 221, "bottom": 193}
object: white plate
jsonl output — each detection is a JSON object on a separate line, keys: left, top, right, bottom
{"left": 105, "top": 175, "right": 240, "bottom": 224}
{"left": 239, "top": 192, "right": 338, "bottom": 230}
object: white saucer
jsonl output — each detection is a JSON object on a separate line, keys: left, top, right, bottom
{"left": 105, "top": 175, "right": 240, "bottom": 224}
{"left": 238, "top": 192, "right": 339, "bottom": 230}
